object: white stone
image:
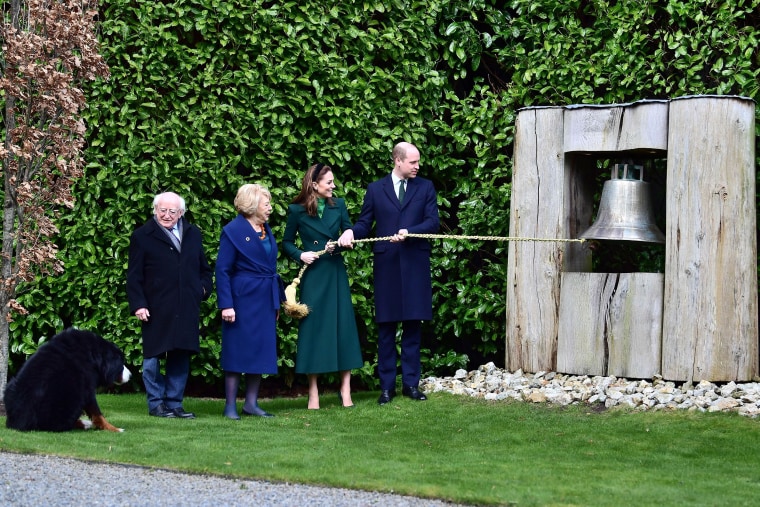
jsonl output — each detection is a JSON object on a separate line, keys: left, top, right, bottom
{"left": 708, "top": 397, "right": 740, "bottom": 412}
{"left": 418, "top": 365, "right": 760, "bottom": 418}
{"left": 607, "top": 389, "right": 624, "bottom": 400}
{"left": 527, "top": 391, "right": 547, "bottom": 403}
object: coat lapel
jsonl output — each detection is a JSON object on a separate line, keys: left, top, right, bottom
{"left": 225, "top": 215, "right": 276, "bottom": 269}
{"left": 149, "top": 218, "right": 177, "bottom": 249}
{"left": 402, "top": 178, "right": 416, "bottom": 208}
{"left": 300, "top": 203, "right": 340, "bottom": 239}
{"left": 320, "top": 203, "right": 342, "bottom": 237}
{"left": 382, "top": 175, "right": 402, "bottom": 209}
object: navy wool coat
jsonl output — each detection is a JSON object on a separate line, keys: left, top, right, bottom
{"left": 215, "top": 215, "right": 284, "bottom": 374}
{"left": 351, "top": 175, "right": 440, "bottom": 323}
{"left": 127, "top": 217, "right": 213, "bottom": 358}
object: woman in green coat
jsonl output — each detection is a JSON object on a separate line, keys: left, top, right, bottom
{"left": 282, "top": 163, "right": 363, "bottom": 409}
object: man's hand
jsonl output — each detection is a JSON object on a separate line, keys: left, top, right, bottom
{"left": 390, "top": 229, "right": 408, "bottom": 242}
{"left": 338, "top": 229, "right": 354, "bottom": 248}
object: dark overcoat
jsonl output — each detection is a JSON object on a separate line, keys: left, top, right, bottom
{"left": 351, "top": 175, "right": 440, "bottom": 322}
{"left": 127, "top": 217, "right": 213, "bottom": 358}
{"left": 216, "top": 215, "right": 283, "bottom": 374}
{"left": 282, "top": 199, "right": 363, "bottom": 374}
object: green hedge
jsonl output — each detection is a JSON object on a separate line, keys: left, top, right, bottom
{"left": 7, "top": 0, "right": 759, "bottom": 392}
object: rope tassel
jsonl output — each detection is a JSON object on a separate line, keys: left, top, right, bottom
{"left": 282, "top": 264, "right": 310, "bottom": 318}
{"left": 282, "top": 244, "right": 331, "bottom": 319}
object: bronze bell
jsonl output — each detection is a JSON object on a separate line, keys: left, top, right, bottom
{"left": 580, "top": 163, "right": 665, "bottom": 244}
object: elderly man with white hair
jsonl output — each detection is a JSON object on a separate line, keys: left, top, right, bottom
{"left": 127, "top": 192, "right": 213, "bottom": 419}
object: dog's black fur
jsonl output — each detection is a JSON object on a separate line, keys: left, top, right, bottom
{"left": 4, "top": 328, "right": 131, "bottom": 432}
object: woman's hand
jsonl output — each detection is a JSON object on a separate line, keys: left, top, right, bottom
{"left": 221, "top": 308, "right": 236, "bottom": 323}
{"left": 300, "top": 251, "right": 320, "bottom": 265}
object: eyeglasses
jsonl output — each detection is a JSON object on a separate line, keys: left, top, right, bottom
{"left": 157, "top": 208, "right": 180, "bottom": 216}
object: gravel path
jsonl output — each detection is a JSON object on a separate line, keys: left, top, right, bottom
{"left": 0, "top": 451, "right": 470, "bottom": 506}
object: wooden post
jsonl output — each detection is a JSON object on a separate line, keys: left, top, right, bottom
{"left": 506, "top": 107, "right": 567, "bottom": 372}
{"left": 662, "top": 96, "right": 758, "bottom": 381}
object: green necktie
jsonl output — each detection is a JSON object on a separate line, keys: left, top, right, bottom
{"left": 398, "top": 180, "right": 406, "bottom": 204}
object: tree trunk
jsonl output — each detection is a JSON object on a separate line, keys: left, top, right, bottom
{"left": 1, "top": 89, "right": 17, "bottom": 406}
{"left": 0, "top": 201, "right": 13, "bottom": 404}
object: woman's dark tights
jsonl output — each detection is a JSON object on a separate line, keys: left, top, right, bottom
{"left": 224, "top": 372, "right": 267, "bottom": 416}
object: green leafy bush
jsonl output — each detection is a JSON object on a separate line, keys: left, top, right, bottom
{"left": 6, "top": 0, "right": 759, "bottom": 392}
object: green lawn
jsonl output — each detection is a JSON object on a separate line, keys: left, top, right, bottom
{"left": 2, "top": 392, "right": 760, "bottom": 506}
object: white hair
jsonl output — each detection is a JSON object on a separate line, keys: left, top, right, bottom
{"left": 152, "top": 192, "right": 186, "bottom": 212}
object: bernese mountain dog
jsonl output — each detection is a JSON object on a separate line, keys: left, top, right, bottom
{"left": 4, "top": 328, "right": 131, "bottom": 432}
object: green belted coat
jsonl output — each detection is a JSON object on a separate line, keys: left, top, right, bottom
{"left": 282, "top": 199, "right": 363, "bottom": 375}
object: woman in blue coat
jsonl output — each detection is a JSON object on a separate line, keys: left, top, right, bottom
{"left": 282, "top": 163, "right": 363, "bottom": 409}
{"left": 216, "top": 184, "right": 285, "bottom": 419}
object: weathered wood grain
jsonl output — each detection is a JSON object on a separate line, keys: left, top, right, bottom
{"left": 662, "top": 96, "right": 758, "bottom": 381}
{"left": 558, "top": 273, "right": 663, "bottom": 378}
{"left": 563, "top": 101, "right": 669, "bottom": 154}
{"left": 506, "top": 107, "right": 566, "bottom": 372}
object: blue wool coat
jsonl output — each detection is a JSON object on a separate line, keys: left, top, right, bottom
{"left": 215, "top": 214, "right": 284, "bottom": 374}
{"left": 351, "top": 175, "right": 440, "bottom": 322}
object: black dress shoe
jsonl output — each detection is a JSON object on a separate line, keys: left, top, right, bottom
{"left": 377, "top": 389, "right": 396, "bottom": 405}
{"left": 149, "top": 403, "right": 177, "bottom": 418}
{"left": 402, "top": 385, "right": 427, "bottom": 401}
{"left": 172, "top": 407, "right": 196, "bottom": 419}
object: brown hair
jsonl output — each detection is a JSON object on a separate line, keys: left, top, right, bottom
{"left": 291, "top": 163, "right": 334, "bottom": 217}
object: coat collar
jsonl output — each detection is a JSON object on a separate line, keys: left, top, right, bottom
{"left": 299, "top": 201, "right": 339, "bottom": 238}
{"left": 226, "top": 214, "right": 277, "bottom": 266}
{"left": 148, "top": 216, "right": 186, "bottom": 246}
{"left": 383, "top": 174, "right": 413, "bottom": 209}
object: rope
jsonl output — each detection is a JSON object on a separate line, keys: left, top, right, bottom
{"left": 347, "top": 233, "right": 586, "bottom": 244}
{"left": 282, "top": 233, "right": 583, "bottom": 318}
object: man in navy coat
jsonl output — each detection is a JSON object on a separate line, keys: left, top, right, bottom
{"left": 339, "top": 142, "right": 439, "bottom": 405}
{"left": 127, "top": 192, "right": 213, "bottom": 418}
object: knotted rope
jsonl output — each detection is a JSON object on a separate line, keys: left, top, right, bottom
{"left": 282, "top": 246, "right": 330, "bottom": 318}
{"left": 281, "top": 233, "right": 586, "bottom": 318}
